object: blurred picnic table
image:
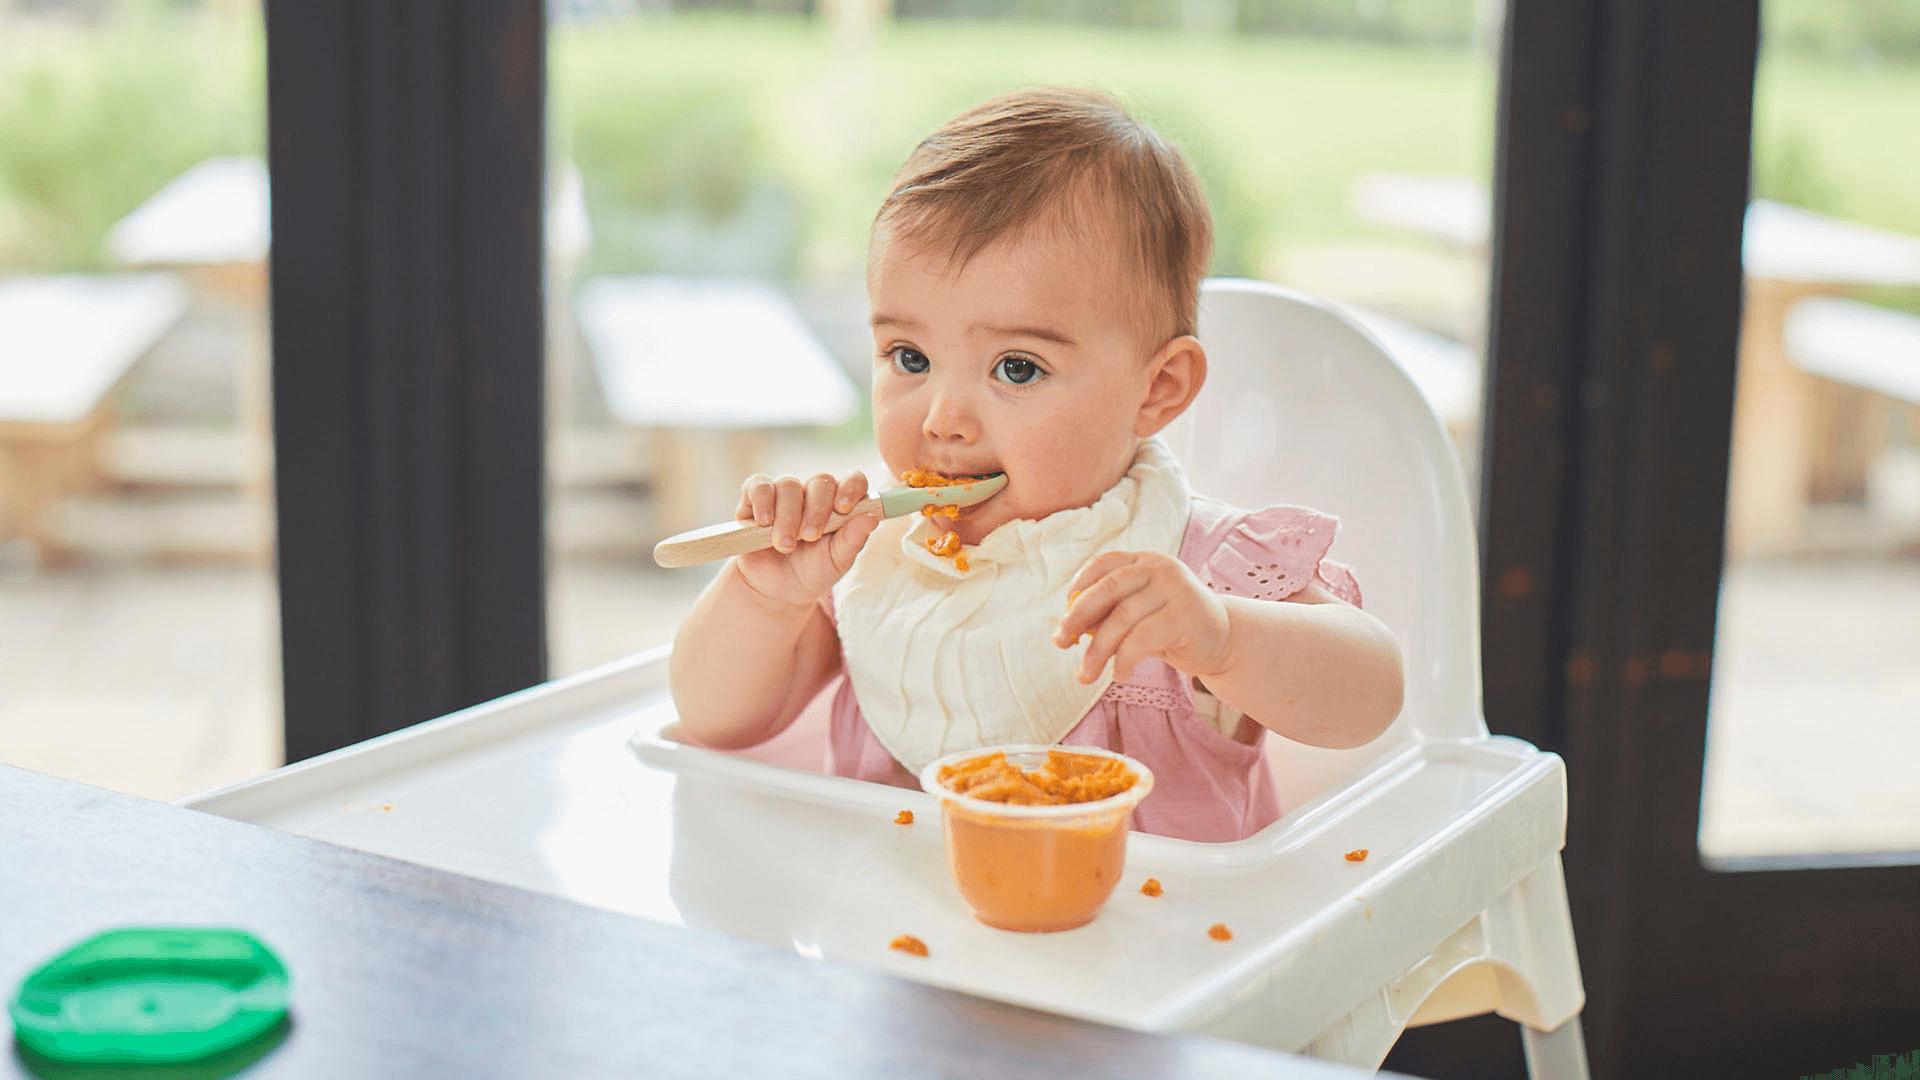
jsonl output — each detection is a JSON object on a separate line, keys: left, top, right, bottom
{"left": 103, "top": 156, "right": 591, "bottom": 563}
{"left": 576, "top": 276, "right": 860, "bottom": 541}
{"left": 0, "top": 275, "right": 188, "bottom": 566}
{"left": 1351, "top": 173, "right": 1920, "bottom": 558}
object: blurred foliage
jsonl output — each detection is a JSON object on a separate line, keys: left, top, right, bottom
{"left": 0, "top": 3, "right": 262, "bottom": 270}
{"left": 1234, "top": 0, "right": 1481, "bottom": 45}
{"left": 1764, "top": 0, "right": 1920, "bottom": 67}
{"left": 3, "top": 1, "right": 1916, "bottom": 287}
{"left": 557, "top": 70, "right": 804, "bottom": 277}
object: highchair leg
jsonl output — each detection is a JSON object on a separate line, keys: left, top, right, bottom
{"left": 1521, "top": 1013, "right": 1589, "bottom": 1080}
{"left": 1301, "top": 853, "right": 1588, "bottom": 1075}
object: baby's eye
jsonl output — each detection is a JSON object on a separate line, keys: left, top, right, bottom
{"left": 992, "top": 355, "right": 1045, "bottom": 385}
{"left": 891, "top": 347, "right": 930, "bottom": 375}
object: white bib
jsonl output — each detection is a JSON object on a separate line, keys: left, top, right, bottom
{"left": 833, "top": 437, "right": 1191, "bottom": 775}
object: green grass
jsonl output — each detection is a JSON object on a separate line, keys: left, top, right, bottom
{"left": 2, "top": 9, "right": 1914, "bottom": 285}
{"left": 553, "top": 15, "right": 1497, "bottom": 276}
{"left": 1753, "top": 51, "right": 1920, "bottom": 234}
{"left": 0, "top": 10, "right": 263, "bottom": 270}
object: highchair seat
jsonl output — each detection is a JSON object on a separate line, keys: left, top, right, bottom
{"left": 182, "top": 279, "right": 1588, "bottom": 1076}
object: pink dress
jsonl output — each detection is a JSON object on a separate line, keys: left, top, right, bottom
{"left": 820, "top": 495, "right": 1362, "bottom": 843}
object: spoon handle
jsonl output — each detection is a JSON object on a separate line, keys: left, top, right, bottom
{"left": 652, "top": 496, "right": 881, "bottom": 568}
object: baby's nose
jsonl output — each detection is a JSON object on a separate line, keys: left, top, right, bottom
{"left": 921, "top": 391, "right": 978, "bottom": 442}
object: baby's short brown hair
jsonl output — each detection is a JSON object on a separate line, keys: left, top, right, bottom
{"left": 873, "top": 86, "right": 1214, "bottom": 342}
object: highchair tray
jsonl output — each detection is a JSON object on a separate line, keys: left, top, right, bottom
{"left": 181, "top": 647, "right": 1566, "bottom": 1051}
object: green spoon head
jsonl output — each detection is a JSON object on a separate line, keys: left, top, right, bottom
{"left": 877, "top": 473, "right": 1008, "bottom": 517}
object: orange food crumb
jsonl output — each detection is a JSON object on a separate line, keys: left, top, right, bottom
{"left": 1208, "top": 923, "right": 1233, "bottom": 941}
{"left": 894, "top": 809, "right": 914, "bottom": 825}
{"left": 919, "top": 504, "right": 961, "bottom": 519}
{"left": 1140, "top": 878, "right": 1163, "bottom": 897}
{"left": 937, "top": 750, "right": 1136, "bottom": 806}
{"left": 1068, "top": 589, "right": 1083, "bottom": 605}
{"left": 1344, "top": 848, "right": 1369, "bottom": 862}
{"left": 890, "top": 934, "right": 929, "bottom": 957}
{"left": 954, "top": 551, "right": 970, "bottom": 572}
{"left": 379, "top": 804, "right": 392, "bottom": 812}
{"left": 925, "top": 530, "right": 963, "bottom": 558}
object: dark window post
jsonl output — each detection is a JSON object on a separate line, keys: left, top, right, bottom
{"left": 266, "top": 1, "right": 548, "bottom": 762}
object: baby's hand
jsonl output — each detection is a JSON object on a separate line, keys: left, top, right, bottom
{"left": 731, "top": 470, "right": 881, "bottom": 611}
{"left": 1053, "top": 551, "right": 1232, "bottom": 684}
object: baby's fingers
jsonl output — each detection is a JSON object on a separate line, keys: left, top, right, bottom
{"left": 834, "top": 471, "right": 869, "bottom": 515}
{"left": 800, "top": 474, "right": 838, "bottom": 542}
{"left": 826, "top": 507, "right": 882, "bottom": 575}
{"left": 770, "top": 476, "right": 807, "bottom": 553}
{"left": 1055, "top": 557, "right": 1149, "bottom": 647}
{"left": 1076, "top": 591, "right": 1169, "bottom": 684}
{"left": 739, "top": 474, "right": 776, "bottom": 526}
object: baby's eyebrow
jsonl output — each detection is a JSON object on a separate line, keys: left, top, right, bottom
{"left": 979, "top": 323, "right": 1077, "bottom": 347}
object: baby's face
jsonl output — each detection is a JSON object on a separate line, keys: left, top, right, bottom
{"left": 867, "top": 222, "right": 1163, "bottom": 545}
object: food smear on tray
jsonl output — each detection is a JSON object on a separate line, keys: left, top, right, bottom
{"left": 1208, "top": 923, "right": 1233, "bottom": 941}
{"left": 936, "top": 750, "right": 1137, "bottom": 806}
{"left": 889, "top": 934, "right": 929, "bottom": 957}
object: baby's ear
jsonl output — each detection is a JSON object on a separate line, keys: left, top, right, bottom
{"left": 1133, "top": 336, "right": 1207, "bottom": 437}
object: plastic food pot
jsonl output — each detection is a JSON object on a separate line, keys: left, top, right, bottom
{"left": 919, "top": 745, "right": 1154, "bottom": 933}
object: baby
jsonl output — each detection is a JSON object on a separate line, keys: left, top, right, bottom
{"left": 670, "top": 86, "right": 1403, "bottom": 843}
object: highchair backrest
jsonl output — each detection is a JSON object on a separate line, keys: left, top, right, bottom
{"left": 1164, "top": 279, "right": 1486, "bottom": 811}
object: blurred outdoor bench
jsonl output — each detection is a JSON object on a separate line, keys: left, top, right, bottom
{"left": 1784, "top": 297, "right": 1920, "bottom": 533}
{"left": 575, "top": 275, "right": 860, "bottom": 542}
{"left": 1348, "top": 171, "right": 1920, "bottom": 557}
{"left": 0, "top": 274, "right": 189, "bottom": 567}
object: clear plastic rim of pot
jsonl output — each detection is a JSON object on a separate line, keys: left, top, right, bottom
{"left": 917, "top": 744, "right": 1155, "bottom": 822}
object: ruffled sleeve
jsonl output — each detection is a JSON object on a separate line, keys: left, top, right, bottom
{"left": 1198, "top": 505, "right": 1362, "bottom": 607}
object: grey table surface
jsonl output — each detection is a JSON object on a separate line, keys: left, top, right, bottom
{"left": 0, "top": 764, "right": 1400, "bottom": 1080}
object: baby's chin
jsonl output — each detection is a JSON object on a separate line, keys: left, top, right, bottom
{"left": 951, "top": 488, "right": 1097, "bottom": 545}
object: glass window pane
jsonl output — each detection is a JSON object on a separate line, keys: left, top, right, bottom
{"left": 1700, "top": 0, "right": 1920, "bottom": 860}
{"left": 0, "top": 1, "right": 278, "bottom": 802}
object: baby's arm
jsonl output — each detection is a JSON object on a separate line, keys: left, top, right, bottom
{"left": 1054, "top": 553, "right": 1403, "bottom": 750}
{"left": 670, "top": 471, "right": 880, "bottom": 749}
{"left": 1195, "top": 583, "right": 1403, "bottom": 749}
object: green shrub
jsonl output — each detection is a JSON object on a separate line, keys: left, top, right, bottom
{"left": 0, "top": 8, "right": 262, "bottom": 271}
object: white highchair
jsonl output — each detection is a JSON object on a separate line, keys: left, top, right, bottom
{"left": 184, "top": 278, "right": 1587, "bottom": 1077}
{"left": 1168, "top": 277, "right": 1589, "bottom": 1075}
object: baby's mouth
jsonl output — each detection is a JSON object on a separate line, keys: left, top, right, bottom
{"left": 905, "top": 466, "right": 1005, "bottom": 517}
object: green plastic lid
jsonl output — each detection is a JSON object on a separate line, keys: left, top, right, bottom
{"left": 9, "top": 927, "right": 290, "bottom": 1065}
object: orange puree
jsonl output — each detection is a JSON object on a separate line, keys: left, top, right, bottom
{"left": 901, "top": 468, "right": 966, "bottom": 488}
{"left": 894, "top": 809, "right": 914, "bottom": 825}
{"left": 889, "top": 934, "right": 929, "bottom": 957}
{"left": 936, "top": 750, "right": 1136, "bottom": 806}
{"left": 925, "top": 530, "right": 963, "bottom": 559}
